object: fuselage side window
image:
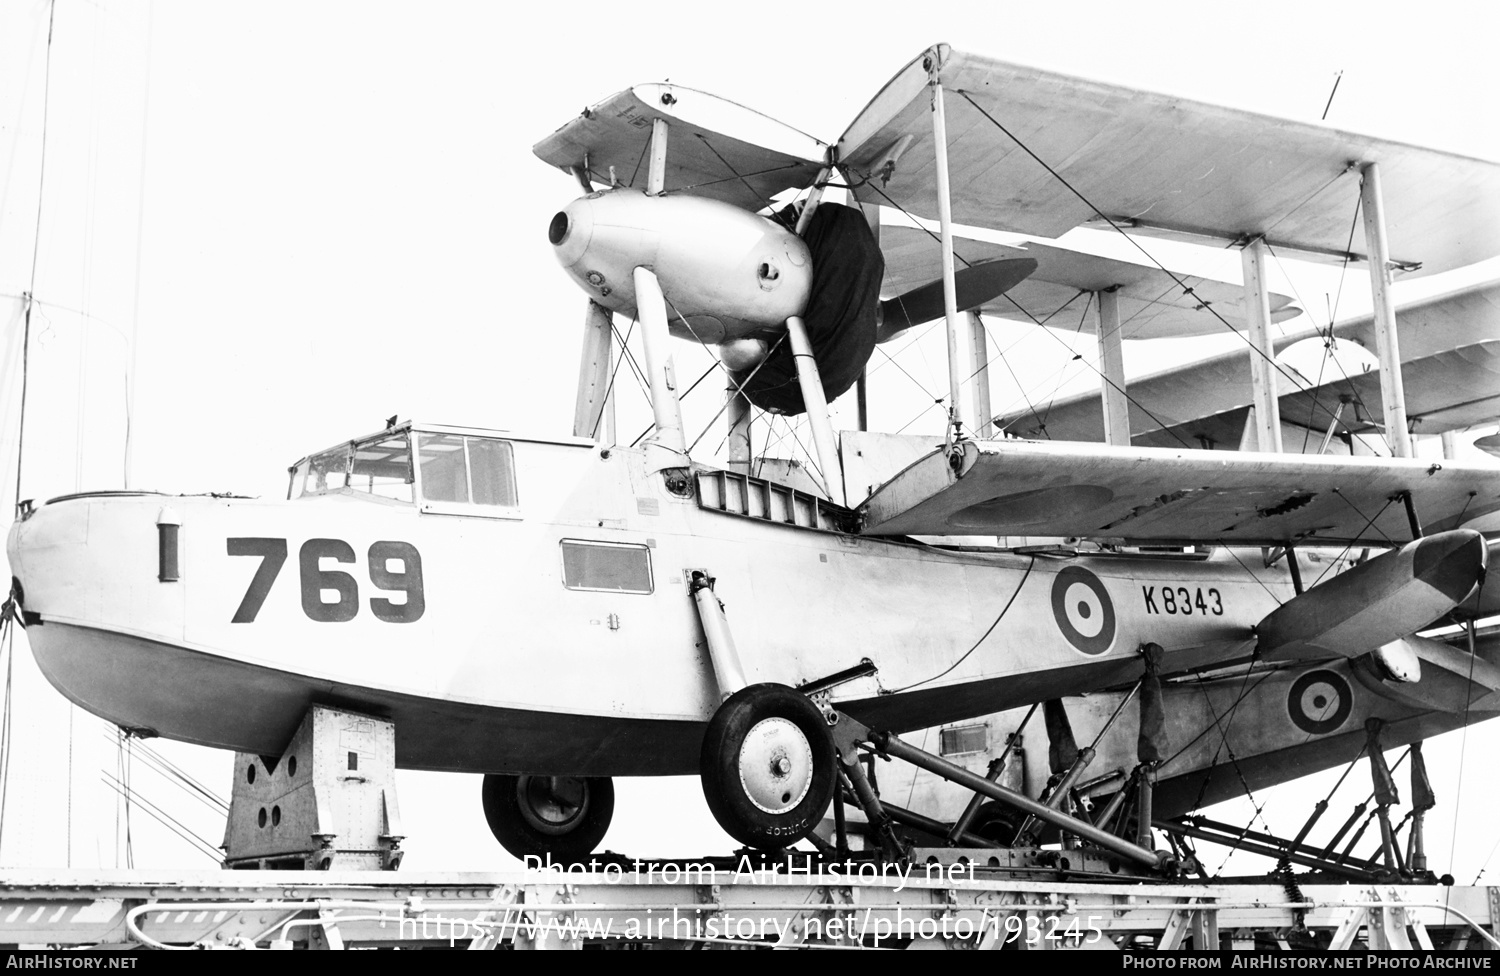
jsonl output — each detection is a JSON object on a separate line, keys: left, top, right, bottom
{"left": 559, "top": 540, "right": 653, "bottom": 595}
{"left": 417, "top": 433, "right": 519, "bottom": 510}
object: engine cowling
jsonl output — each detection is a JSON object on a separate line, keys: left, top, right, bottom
{"left": 549, "top": 188, "right": 812, "bottom": 344}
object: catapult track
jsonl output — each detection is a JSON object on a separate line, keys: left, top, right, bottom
{"left": 1, "top": 867, "right": 1496, "bottom": 950}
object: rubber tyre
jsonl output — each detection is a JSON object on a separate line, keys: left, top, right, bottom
{"left": 481, "top": 773, "right": 614, "bottom": 866}
{"left": 969, "top": 799, "right": 1022, "bottom": 846}
{"left": 700, "top": 683, "right": 836, "bottom": 850}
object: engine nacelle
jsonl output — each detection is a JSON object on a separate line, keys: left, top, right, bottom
{"left": 549, "top": 189, "right": 812, "bottom": 343}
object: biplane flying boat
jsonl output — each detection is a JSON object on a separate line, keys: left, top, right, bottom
{"left": 7, "top": 45, "right": 1500, "bottom": 870}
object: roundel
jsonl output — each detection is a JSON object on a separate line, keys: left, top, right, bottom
{"left": 1288, "top": 670, "right": 1353, "bottom": 735}
{"left": 1050, "top": 566, "right": 1116, "bottom": 655}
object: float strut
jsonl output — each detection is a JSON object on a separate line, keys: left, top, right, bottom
{"left": 1402, "top": 491, "right": 1423, "bottom": 540}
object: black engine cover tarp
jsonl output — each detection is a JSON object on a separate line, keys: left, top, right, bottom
{"left": 731, "top": 203, "right": 883, "bottom": 415}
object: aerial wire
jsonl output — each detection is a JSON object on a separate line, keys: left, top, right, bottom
{"left": 0, "top": 0, "right": 58, "bottom": 864}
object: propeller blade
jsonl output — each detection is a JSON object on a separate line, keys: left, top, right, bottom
{"left": 877, "top": 258, "right": 1037, "bottom": 343}
{"left": 1476, "top": 433, "right": 1500, "bottom": 459}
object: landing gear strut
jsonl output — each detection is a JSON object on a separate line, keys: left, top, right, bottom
{"left": 482, "top": 774, "right": 614, "bottom": 865}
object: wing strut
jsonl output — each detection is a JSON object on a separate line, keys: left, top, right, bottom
{"left": 1360, "top": 162, "right": 1413, "bottom": 458}
{"left": 928, "top": 67, "right": 972, "bottom": 439}
{"left": 1096, "top": 288, "right": 1130, "bottom": 446}
{"left": 630, "top": 119, "right": 691, "bottom": 472}
{"left": 1242, "top": 237, "right": 1284, "bottom": 452}
{"left": 785, "top": 165, "right": 846, "bottom": 503}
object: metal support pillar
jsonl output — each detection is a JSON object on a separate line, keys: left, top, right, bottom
{"left": 688, "top": 571, "right": 747, "bottom": 700}
{"left": 947, "top": 702, "right": 1036, "bottom": 843}
{"left": 726, "top": 388, "right": 752, "bottom": 469}
{"left": 647, "top": 119, "right": 668, "bottom": 196}
{"left": 572, "top": 301, "right": 615, "bottom": 441}
{"left": 1402, "top": 491, "right": 1423, "bottom": 540}
{"left": 1018, "top": 687, "right": 1139, "bottom": 844}
{"left": 1241, "top": 237, "right": 1282, "bottom": 453}
{"left": 840, "top": 763, "right": 904, "bottom": 859}
{"left": 1096, "top": 287, "right": 1131, "bottom": 446}
{"left": 968, "top": 311, "right": 994, "bottom": 438}
{"left": 929, "top": 76, "right": 973, "bottom": 438}
{"left": 1366, "top": 719, "right": 1401, "bottom": 872}
{"left": 793, "top": 166, "right": 831, "bottom": 236}
{"left": 869, "top": 729, "right": 1167, "bottom": 869}
{"left": 1441, "top": 431, "right": 1458, "bottom": 460}
{"left": 1360, "top": 162, "right": 1413, "bottom": 458}
{"left": 631, "top": 267, "right": 688, "bottom": 470}
{"left": 1135, "top": 764, "right": 1158, "bottom": 850}
{"left": 786, "top": 314, "right": 843, "bottom": 503}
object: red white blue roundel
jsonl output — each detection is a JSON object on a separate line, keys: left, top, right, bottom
{"left": 1288, "top": 670, "right": 1352, "bottom": 735}
{"left": 1051, "top": 566, "right": 1116, "bottom": 655}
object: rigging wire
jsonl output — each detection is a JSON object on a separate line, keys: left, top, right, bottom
{"left": 861, "top": 180, "right": 1199, "bottom": 445}
{"left": 952, "top": 90, "right": 1358, "bottom": 440}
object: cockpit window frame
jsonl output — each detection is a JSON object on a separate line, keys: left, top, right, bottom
{"left": 413, "top": 430, "right": 523, "bottom": 521}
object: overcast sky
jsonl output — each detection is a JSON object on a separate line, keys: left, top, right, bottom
{"left": 1, "top": 0, "right": 1497, "bottom": 877}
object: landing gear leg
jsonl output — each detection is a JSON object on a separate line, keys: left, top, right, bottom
{"left": 481, "top": 774, "right": 614, "bottom": 866}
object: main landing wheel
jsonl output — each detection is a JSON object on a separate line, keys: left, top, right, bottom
{"left": 700, "top": 683, "right": 836, "bottom": 850}
{"left": 481, "top": 773, "right": 614, "bottom": 865}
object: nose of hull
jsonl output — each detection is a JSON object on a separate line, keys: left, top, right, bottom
{"left": 7, "top": 492, "right": 189, "bottom": 725}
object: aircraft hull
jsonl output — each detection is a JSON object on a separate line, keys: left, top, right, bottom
{"left": 24, "top": 621, "right": 702, "bottom": 776}
{"left": 13, "top": 442, "right": 1461, "bottom": 778}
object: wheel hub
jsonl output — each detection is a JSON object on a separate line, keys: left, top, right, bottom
{"left": 517, "top": 776, "right": 590, "bottom": 836}
{"left": 737, "top": 717, "right": 814, "bottom": 814}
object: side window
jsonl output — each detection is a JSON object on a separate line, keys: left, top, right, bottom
{"left": 939, "top": 724, "right": 987, "bottom": 757}
{"left": 417, "top": 433, "right": 518, "bottom": 511}
{"left": 559, "top": 540, "right": 653, "bottom": 595}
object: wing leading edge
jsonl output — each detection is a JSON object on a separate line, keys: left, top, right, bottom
{"left": 858, "top": 438, "right": 1500, "bottom": 546}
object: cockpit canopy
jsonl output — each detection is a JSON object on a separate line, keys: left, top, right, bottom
{"left": 288, "top": 423, "right": 520, "bottom": 515}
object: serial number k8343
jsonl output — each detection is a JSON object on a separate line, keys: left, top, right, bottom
{"left": 1141, "top": 585, "right": 1223, "bottom": 616}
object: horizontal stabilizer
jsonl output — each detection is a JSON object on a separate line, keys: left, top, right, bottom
{"left": 1255, "top": 530, "right": 1487, "bottom": 662}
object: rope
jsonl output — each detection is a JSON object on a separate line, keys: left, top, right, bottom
{"left": 887, "top": 556, "right": 1036, "bottom": 693}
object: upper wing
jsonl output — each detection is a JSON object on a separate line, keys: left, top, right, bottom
{"left": 996, "top": 280, "right": 1500, "bottom": 444}
{"left": 534, "top": 84, "right": 826, "bottom": 210}
{"left": 879, "top": 226, "right": 1298, "bottom": 339}
{"left": 859, "top": 438, "right": 1500, "bottom": 545}
{"left": 840, "top": 46, "right": 1500, "bottom": 276}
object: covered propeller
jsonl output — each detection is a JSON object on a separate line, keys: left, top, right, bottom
{"left": 876, "top": 258, "right": 1038, "bottom": 344}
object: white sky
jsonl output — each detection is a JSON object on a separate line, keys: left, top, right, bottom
{"left": 0, "top": 0, "right": 1497, "bottom": 879}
